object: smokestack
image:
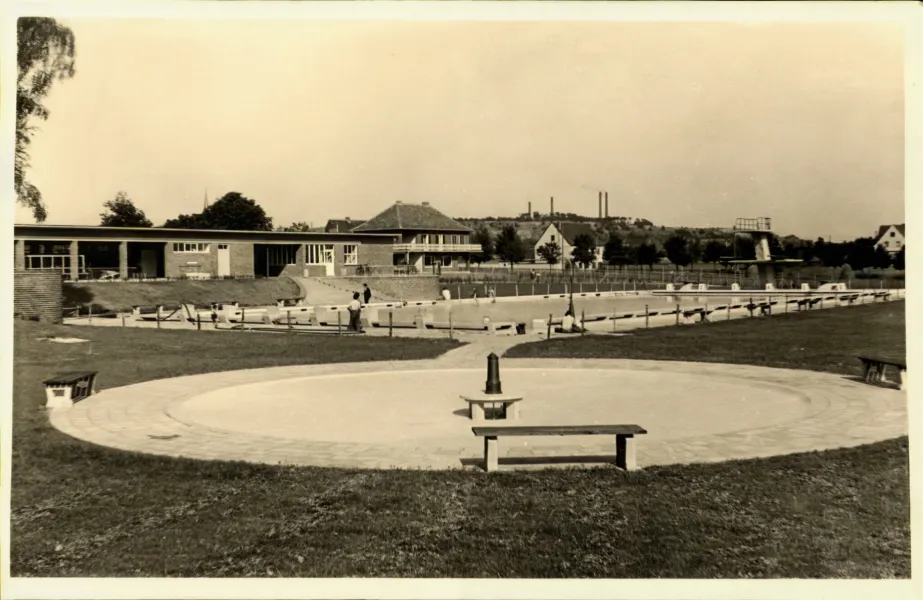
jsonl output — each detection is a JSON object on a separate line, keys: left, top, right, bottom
{"left": 598, "top": 191, "right": 602, "bottom": 219}
{"left": 605, "top": 191, "right": 609, "bottom": 218}
{"left": 550, "top": 196, "right": 554, "bottom": 216}
{"left": 528, "top": 201, "right": 532, "bottom": 218}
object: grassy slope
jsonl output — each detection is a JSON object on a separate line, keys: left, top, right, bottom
{"left": 62, "top": 277, "right": 304, "bottom": 311}
{"left": 506, "top": 301, "right": 906, "bottom": 378}
{"left": 10, "top": 305, "right": 909, "bottom": 578}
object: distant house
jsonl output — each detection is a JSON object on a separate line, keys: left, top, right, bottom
{"left": 533, "top": 222, "right": 604, "bottom": 267}
{"left": 351, "top": 201, "right": 479, "bottom": 270}
{"left": 324, "top": 218, "right": 365, "bottom": 233}
{"left": 875, "top": 224, "right": 905, "bottom": 254}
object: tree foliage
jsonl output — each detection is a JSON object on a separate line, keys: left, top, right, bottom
{"left": 603, "top": 233, "right": 629, "bottom": 266}
{"left": 703, "top": 240, "right": 726, "bottom": 264}
{"left": 537, "top": 242, "right": 561, "bottom": 265}
{"left": 636, "top": 240, "right": 658, "bottom": 269}
{"left": 16, "top": 17, "right": 77, "bottom": 222}
{"left": 664, "top": 233, "right": 695, "bottom": 267}
{"left": 894, "top": 246, "right": 905, "bottom": 271}
{"left": 570, "top": 233, "right": 597, "bottom": 268}
{"left": 162, "top": 192, "right": 273, "bottom": 230}
{"left": 494, "top": 225, "right": 527, "bottom": 268}
{"left": 276, "top": 222, "right": 315, "bottom": 232}
{"left": 470, "top": 226, "right": 494, "bottom": 264}
{"left": 99, "top": 191, "right": 153, "bottom": 227}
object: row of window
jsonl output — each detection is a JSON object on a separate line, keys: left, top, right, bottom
{"left": 413, "top": 234, "right": 469, "bottom": 245}
{"left": 171, "top": 242, "right": 358, "bottom": 264}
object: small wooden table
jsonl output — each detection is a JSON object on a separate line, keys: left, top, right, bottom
{"left": 460, "top": 391, "right": 523, "bottom": 421}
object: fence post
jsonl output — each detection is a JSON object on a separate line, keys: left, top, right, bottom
{"left": 645, "top": 304, "right": 649, "bottom": 328}
{"left": 389, "top": 311, "right": 393, "bottom": 337}
{"left": 121, "top": 312, "right": 127, "bottom": 328}
{"left": 612, "top": 306, "right": 617, "bottom": 333}
{"left": 196, "top": 313, "right": 201, "bottom": 331}
{"left": 241, "top": 308, "right": 246, "bottom": 329}
{"left": 449, "top": 312, "right": 454, "bottom": 340}
{"left": 784, "top": 294, "right": 788, "bottom": 314}
{"left": 580, "top": 310, "right": 586, "bottom": 336}
{"left": 727, "top": 303, "right": 731, "bottom": 321}
{"left": 547, "top": 283, "right": 551, "bottom": 295}
{"left": 675, "top": 303, "right": 680, "bottom": 326}
{"left": 547, "top": 313, "right": 552, "bottom": 340}
{"left": 748, "top": 297, "right": 754, "bottom": 318}
{"left": 156, "top": 305, "right": 161, "bottom": 329}
{"left": 287, "top": 312, "right": 292, "bottom": 333}
{"left": 337, "top": 311, "right": 342, "bottom": 335}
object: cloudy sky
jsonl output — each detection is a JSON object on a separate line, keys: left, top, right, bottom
{"left": 17, "top": 17, "right": 905, "bottom": 240}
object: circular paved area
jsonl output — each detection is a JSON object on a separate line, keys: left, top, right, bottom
{"left": 48, "top": 337, "right": 907, "bottom": 470}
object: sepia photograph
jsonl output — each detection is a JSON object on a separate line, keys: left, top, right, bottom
{"left": 2, "top": 1, "right": 918, "bottom": 599}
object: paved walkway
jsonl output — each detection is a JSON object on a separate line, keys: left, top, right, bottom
{"left": 47, "top": 333, "right": 908, "bottom": 471}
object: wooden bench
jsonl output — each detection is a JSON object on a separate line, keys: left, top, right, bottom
{"left": 858, "top": 356, "right": 906, "bottom": 390}
{"left": 42, "top": 371, "right": 99, "bottom": 408}
{"left": 472, "top": 424, "right": 647, "bottom": 472}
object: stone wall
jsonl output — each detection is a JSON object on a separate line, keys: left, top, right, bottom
{"left": 357, "top": 243, "right": 394, "bottom": 268}
{"left": 14, "top": 270, "right": 63, "bottom": 323}
{"left": 339, "top": 275, "right": 440, "bottom": 301}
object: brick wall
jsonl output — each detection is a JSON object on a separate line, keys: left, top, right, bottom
{"left": 164, "top": 243, "right": 217, "bottom": 277}
{"left": 163, "top": 242, "right": 254, "bottom": 278}
{"left": 14, "top": 270, "right": 63, "bottom": 323}
{"left": 229, "top": 242, "right": 254, "bottom": 277}
{"left": 357, "top": 243, "right": 394, "bottom": 268}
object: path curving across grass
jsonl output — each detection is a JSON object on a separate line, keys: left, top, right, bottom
{"left": 9, "top": 302, "right": 909, "bottom": 578}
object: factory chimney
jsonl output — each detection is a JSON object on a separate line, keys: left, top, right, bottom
{"left": 528, "top": 201, "right": 532, "bottom": 219}
{"left": 598, "top": 191, "right": 602, "bottom": 219}
{"left": 550, "top": 196, "right": 554, "bottom": 216}
{"left": 605, "top": 191, "right": 609, "bottom": 219}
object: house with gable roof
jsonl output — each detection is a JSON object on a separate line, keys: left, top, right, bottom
{"left": 351, "top": 201, "right": 480, "bottom": 270}
{"left": 874, "top": 223, "right": 905, "bottom": 255}
{"left": 533, "top": 222, "right": 605, "bottom": 268}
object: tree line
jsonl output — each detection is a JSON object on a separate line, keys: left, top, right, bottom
{"left": 468, "top": 224, "right": 905, "bottom": 272}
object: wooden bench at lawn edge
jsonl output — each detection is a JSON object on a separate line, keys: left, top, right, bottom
{"left": 858, "top": 355, "right": 907, "bottom": 391}
{"left": 472, "top": 424, "right": 647, "bottom": 473}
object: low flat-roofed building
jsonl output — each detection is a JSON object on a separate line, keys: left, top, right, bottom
{"left": 13, "top": 224, "right": 398, "bottom": 281}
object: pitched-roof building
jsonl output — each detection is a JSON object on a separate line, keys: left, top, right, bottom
{"left": 323, "top": 218, "right": 365, "bottom": 233}
{"left": 875, "top": 224, "right": 905, "bottom": 255}
{"left": 533, "top": 222, "right": 605, "bottom": 268}
{"left": 352, "top": 201, "right": 479, "bottom": 271}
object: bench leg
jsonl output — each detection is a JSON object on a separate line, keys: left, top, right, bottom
{"left": 470, "top": 403, "right": 484, "bottom": 421}
{"left": 506, "top": 401, "right": 518, "bottom": 420}
{"left": 615, "top": 434, "right": 637, "bottom": 471}
{"left": 899, "top": 369, "right": 907, "bottom": 391}
{"left": 862, "top": 362, "right": 874, "bottom": 382}
{"left": 484, "top": 436, "right": 499, "bottom": 473}
{"left": 876, "top": 364, "right": 886, "bottom": 383}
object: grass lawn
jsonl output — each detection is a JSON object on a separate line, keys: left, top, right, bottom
{"left": 10, "top": 305, "right": 909, "bottom": 578}
{"left": 506, "top": 301, "right": 907, "bottom": 378}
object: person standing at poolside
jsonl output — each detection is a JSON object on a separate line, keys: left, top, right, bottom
{"left": 362, "top": 283, "right": 372, "bottom": 305}
{"left": 348, "top": 292, "right": 363, "bottom": 331}
{"left": 441, "top": 287, "right": 452, "bottom": 302}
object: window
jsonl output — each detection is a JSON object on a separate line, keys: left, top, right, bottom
{"left": 344, "top": 244, "right": 358, "bottom": 265}
{"left": 551, "top": 235, "right": 556, "bottom": 242}
{"left": 173, "top": 242, "right": 210, "bottom": 253}
{"left": 885, "top": 241, "right": 890, "bottom": 248}
{"left": 890, "top": 231, "right": 896, "bottom": 237}
{"left": 306, "top": 244, "right": 334, "bottom": 264}
{"left": 267, "top": 245, "right": 297, "bottom": 266}
{"left": 218, "top": 244, "right": 229, "bottom": 250}
{"left": 896, "top": 240, "right": 902, "bottom": 247}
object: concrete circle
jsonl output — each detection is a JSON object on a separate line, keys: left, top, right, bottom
{"left": 48, "top": 355, "right": 907, "bottom": 471}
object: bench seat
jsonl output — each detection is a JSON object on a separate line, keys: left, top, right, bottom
{"left": 472, "top": 424, "right": 647, "bottom": 472}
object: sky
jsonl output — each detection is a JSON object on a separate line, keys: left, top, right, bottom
{"left": 16, "top": 18, "right": 906, "bottom": 240}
